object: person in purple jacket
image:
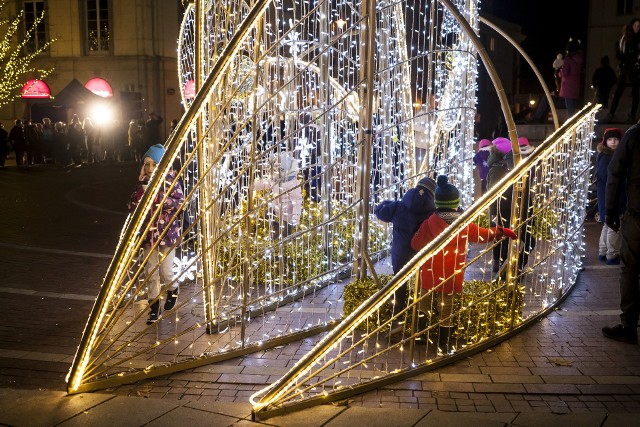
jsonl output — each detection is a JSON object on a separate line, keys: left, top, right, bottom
{"left": 473, "top": 139, "right": 492, "bottom": 194}
{"left": 375, "top": 177, "right": 436, "bottom": 317}
{"left": 128, "top": 144, "right": 185, "bottom": 324}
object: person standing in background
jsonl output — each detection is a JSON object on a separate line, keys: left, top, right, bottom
{"left": 602, "top": 124, "right": 640, "bottom": 344}
{"left": 592, "top": 56, "right": 618, "bottom": 108}
{"left": 559, "top": 38, "right": 583, "bottom": 118}
{"left": 607, "top": 19, "right": 640, "bottom": 123}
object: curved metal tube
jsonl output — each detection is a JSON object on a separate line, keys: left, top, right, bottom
{"left": 479, "top": 16, "right": 559, "bottom": 130}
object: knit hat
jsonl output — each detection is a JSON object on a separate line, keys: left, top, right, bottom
{"left": 492, "top": 137, "right": 512, "bottom": 154}
{"left": 602, "top": 128, "right": 623, "bottom": 147}
{"left": 518, "top": 137, "right": 530, "bottom": 146}
{"left": 479, "top": 139, "right": 491, "bottom": 149}
{"left": 416, "top": 176, "right": 436, "bottom": 196}
{"left": 434, "top": 175, "right": 460, "bottom": 209}
{"left": 143, "top": 144, "right": 166, "bottom": 165}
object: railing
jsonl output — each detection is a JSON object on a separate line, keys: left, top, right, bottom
{"left": 250, "top": 104, "right": 597, "bottom": 418}
{"left": 66, "top": 0, "right": 595, "bottom": 401}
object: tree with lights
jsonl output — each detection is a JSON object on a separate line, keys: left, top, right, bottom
{"left": 0, "top": 1, "right": 54, "bottom": 107}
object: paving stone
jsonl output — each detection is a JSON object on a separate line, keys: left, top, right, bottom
{"left": 146, "top": 406, "right": 240, "bottom": 426}
{"left": 0, "top": 390, "right": 114, "bottom": 426}
{"left": 57, "top": 396, "right": 181, "bottom": 426}
{"left": 325, "top": 406, "right": 427, "bottom": 427}
{"left": 511, "top": 412, "right": 607, "bottom": 426}
{"left": 415, "top": 409, "right": 512, "bottom": 427}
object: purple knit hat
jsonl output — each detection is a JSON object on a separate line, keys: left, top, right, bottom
{"left": 492, "top": 137, "right": 512, "bottom": 154}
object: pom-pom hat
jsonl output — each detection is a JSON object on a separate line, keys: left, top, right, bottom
{"left": 601, "top": 128, "right": 623, "bottom": 147}
{"left": 434, "top": 175, "right": 460, "bottom": 209}
{"left": 479, "top": 139, "right": 491, "bottom": 149}
{"left": 143, "top": 144, "right": 166, "bottom": 165}
{"left": 417, "top": 176, "right": 436, "bottom": 196}
{"left": 492, "top": 137, "right": 512, "bottom": 154}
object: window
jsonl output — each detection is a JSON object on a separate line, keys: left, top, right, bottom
{"left": 617, "top": 0, "right": 633, "bottom": 15}
{"left": 86, "top": 0, "right": 110, "bottom": 52}
{"left": 23, "top": 1, "right": 47, "bottom": 53}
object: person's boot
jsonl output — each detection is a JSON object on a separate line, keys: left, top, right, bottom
{"left": 602, "top": 324, "right": 638, "bottom": 344}
{"left": 414, "top": 311, "right": 429, "bottom": 345}
{"left": 164, "top": 287, "right": 179, "bottom": 311}
{"left": 437, "top": 326, "right": 455, "bottom": 355}
{"left": 147, "top": 301, "right": 160, "bottom": 325}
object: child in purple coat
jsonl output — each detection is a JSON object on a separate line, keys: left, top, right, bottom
{"left": 128, "top": 144, "right": 185, "bottom": 324}
{"left": 472, "top": 139, "right": 492, "bottom": 194}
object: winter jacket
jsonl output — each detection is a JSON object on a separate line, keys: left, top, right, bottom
{"left": 375, "top": 187, "right": 436, "bottom": 273}
{"left": 597, "top": 143, "right": 626, "bottom": 222}
{"left": 617, "top": 31, "right": 640, "bottom": 72}
{"left": 473, "top": 146, "right": 491, "bottom": 180}
{"left": 607, "top": 126, "right": 640, "bottom": 217}
{"left": 8, "top": 125, "right": 25, "bottom": 151}
{"left": 486, "top": 146, "right": 535, "bottom": 228}
{"left": 128, "top": 171, "right": 185, "bottom": 248}
{"left": 560, "top": 53, "right": 583, "bottom": 100}
{"left": 411, "top": 211, "right": 505, "bottom": 294}
{"left": 254, "top": 151, "right": 303, "bottom": 225}
{"left": 592, "top": 65, "right": 617, "bottom": 92}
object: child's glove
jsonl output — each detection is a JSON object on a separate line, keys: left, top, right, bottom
{"left": 494, "top": 226, "right": 517, "bottom": 240}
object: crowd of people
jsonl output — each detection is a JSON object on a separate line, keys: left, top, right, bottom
{"left": 0, "top": 112, "right": 165, "bottom": 169}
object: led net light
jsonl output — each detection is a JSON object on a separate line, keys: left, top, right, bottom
{"left": 67, "top": 0, "right": 596, "bottom": 409}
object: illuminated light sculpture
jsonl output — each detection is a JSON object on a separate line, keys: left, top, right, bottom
{"left": 67, "top": 0, "right": 597, "bottom": 412}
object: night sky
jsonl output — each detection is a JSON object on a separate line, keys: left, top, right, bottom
{"left": 483, "top": 0, "right": 589, "bottom": 77}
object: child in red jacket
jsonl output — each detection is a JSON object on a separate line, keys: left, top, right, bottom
{"left": 411, "top": 175, "right": 516, "bottom": 354}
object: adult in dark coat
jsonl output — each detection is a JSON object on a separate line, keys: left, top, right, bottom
{"left": 143, "top": 113, "right": 163, "bottom": 152}
{"left": 8, "top": 120, "right": 26, "bottom": 166}
{"left": 0, "top": 123, "right": 9, "bottom": 168}
{"left": 608, "top": 18, "right": 640, "bottom": 123}
{"left": 375, "top": 177, "right": 436, "bottom": 315}
{"left": 592, "top": 56, "right": 618, "bottom": 108}
{"left": 486, "top": 137, "right": 536, "bottom": 276}
{"left": 602, "top": 123, "right": 640, "bottom": 344}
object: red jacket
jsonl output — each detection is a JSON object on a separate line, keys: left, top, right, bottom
{"left": 411, "top": 213, "right": 500, "bottom": 294}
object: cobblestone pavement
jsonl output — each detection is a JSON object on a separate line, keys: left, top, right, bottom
{"left": 1, "top": 162, "right": 640, "bottom": 426}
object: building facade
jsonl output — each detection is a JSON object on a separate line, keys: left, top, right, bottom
{"left": 1, "top": 0, "right": 184, "bottom": 141}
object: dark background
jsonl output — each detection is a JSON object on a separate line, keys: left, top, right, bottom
{"left": 483, "top": 0, "right": 589, "bottom": 86}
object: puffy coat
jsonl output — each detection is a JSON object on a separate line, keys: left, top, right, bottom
{"left": 411, "top": 212, "right": 504, "bottom": 294}
{"left": 597, "top": 143, "right": 626, "bottom": 222}
{"left": 375, "top": 187, "right": 436, "bottom": 273}
{"left": 128, "top": 170, "right": 185, "bottom": 248}
{"left": 473, "top": 146, "right": 492, "bottom": 180}
{"left": 560, "top": 53, "right": 583, "bottom": 100}
{"left": 486, "top": 146, "right": 534, "bottom": 228}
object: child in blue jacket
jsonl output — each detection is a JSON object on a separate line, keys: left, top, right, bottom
{"left": 375, "top": 177, "right": 436, "bottom": 315}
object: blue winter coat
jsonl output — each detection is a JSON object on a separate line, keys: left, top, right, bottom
{"left": 375, "top": 187, "right": 436, "bottom": 273}
{"left": 597, "top": 143, "right": 626, "bottom": 222}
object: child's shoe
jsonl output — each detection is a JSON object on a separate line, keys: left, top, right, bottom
{"left": 164, "top": 288, "right": 179, "bottom": 311}
{"left": 598, "top": 255, "right": 606, "bottom": 262}
{"left": 606, "top": 256, "right": 621, "bottom": 265}
{"left": 492, "top": 259, "right": 500, "bottom": 273}
{"left": 147, "top": 301, "right": 160, "bottom": 324}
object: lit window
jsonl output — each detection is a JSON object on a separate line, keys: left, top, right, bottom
{"left": 86, "top": 0, "right": 110, "bottom": 52}
{"left": 23, "top": 1, "right": 47, "bottom": 53}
